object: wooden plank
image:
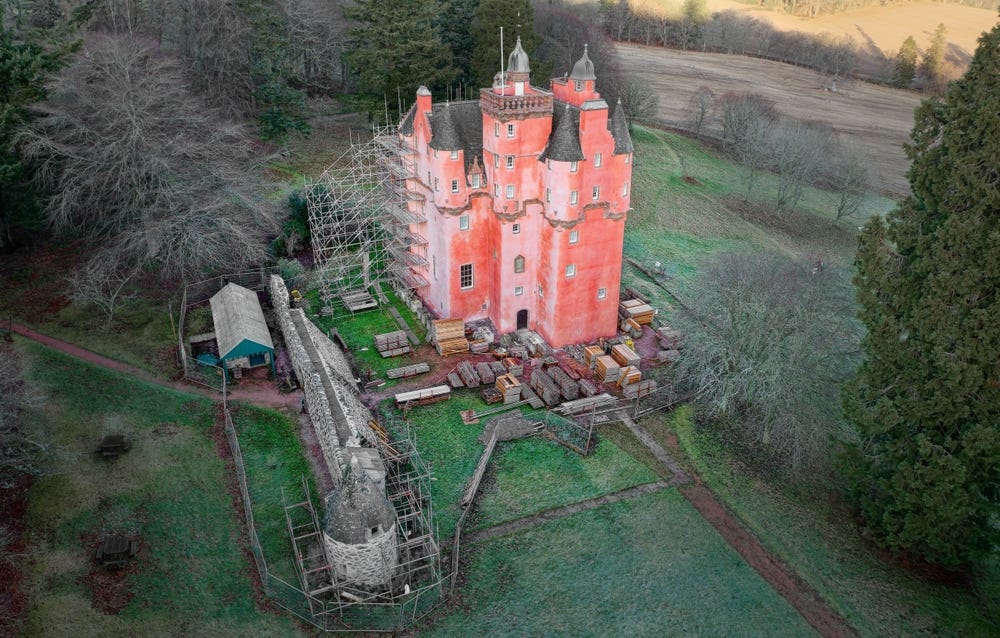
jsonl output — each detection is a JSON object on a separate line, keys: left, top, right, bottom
{"left": 457, "top": 361, "right": 481, "bottom": 388}
{"left": 379, "top": 345, "right": 412, "bottom": 358}
{"left": 447, "top": 372, "right": 464, "bottom": 388}
{"left": 394, "top": 385, "right": 450, "bottom": 405}
{"left": 386, "top": 362, "right": 431, "bottom": 379}
{"left": 518, "top": 382, "right": 545, "bottom": 409}
{"left": 476, "top": 362, "right": 496, "bottom": 385}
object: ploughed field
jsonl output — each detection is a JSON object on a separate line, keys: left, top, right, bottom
{"left": 616, "top": 43, "right": 923, "bottom": 196}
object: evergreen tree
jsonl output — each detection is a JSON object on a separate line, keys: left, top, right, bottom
{"left": 844, "top": 23, "right": 1000, "bottom": 568}
{"left": 470, "top": 0, "right": 534, "bottom": 89}
{"left": 920, "top": 23, "right": 948, "bottom": 94}
{"left": 435, "top": 0, "right": 479, "bottom": 89}
{"left": 343, "top": 0, "right": 456, "bottom": 105}
{"left": 892, "top": 35, "right": 918, "bottom": 88}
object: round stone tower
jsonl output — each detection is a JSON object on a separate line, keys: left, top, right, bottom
{"left": 321, "top": 455, "right": 398, "bottom": 590}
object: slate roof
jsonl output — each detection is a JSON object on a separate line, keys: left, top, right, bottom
{"left": 428, "top": 100, "right": 483, "bottom": 170}
{"left": 209, "top": 283, "right": 274, "bottom": 360}
{"left": 609, "top": 99, "right": 634, "bottom": 155}
{"left": 539, "top": 103, "right": 585, "bottom": 162}
{"left": 322, "top": 456, "right": 396, "bottom": 545}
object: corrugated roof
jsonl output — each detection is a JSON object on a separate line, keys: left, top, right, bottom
{"left": 209, "top": 283, "right": 274, "bottom": 359}
{"left": 539, "top": 103, "right": 585, "bottom": 162}
{"left": 609, "top": 99, "right": 634, "bottom": 155}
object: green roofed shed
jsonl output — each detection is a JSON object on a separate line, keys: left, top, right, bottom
{"left": 209, "top": 283, "right": 275, "bottom": 379}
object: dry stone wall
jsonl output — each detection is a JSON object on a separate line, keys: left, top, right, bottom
{"left": 323, "top": 525, "right": 399, "bottom": 588}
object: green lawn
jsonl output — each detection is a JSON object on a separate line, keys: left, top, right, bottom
{"left": 657, "top": 406, "right": 999, "bottom": 637}
{"left": 16, "top": 343, "right": 306, "bottom": 637}
{"left": 424, "top": 489, "right": 817, "bottom": 637}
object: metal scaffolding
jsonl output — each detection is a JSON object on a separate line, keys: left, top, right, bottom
{"left": 306, "top": 123, "right": 429, "bottom": 316}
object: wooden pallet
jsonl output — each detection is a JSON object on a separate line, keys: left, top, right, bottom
{"left": 386, "top": 362, "right": 431, "bottom": 379}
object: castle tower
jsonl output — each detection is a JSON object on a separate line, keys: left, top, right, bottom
{"left": 397, "top": 41, "right": 633, "bottom": 347}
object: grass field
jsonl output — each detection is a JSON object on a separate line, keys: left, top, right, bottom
{"left": 426, "top": 489, "right": 817, "bottom": 637}
{"left": 641, "top": 407, "right": 1000, "bottom": 637}
{"left": 15, "top": 343, "right": 306, "bottom": 637}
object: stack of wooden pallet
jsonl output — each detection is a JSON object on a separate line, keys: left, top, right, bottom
{"left": 530, "top": 368, "right": 562, "bottom": 406}
{"left": 386, "top": 362, "right": 430, "bottom": 379}
{"left": 508, "top": 345, "right": 528, "bottom": 359}
{"left": 611, "top": 343, "right": 641, "bottom": 368}
{"left": 502, "top": 357, "right": 523, "bottom": 376}
{"left": 547, "top": 366, "right": 580, "bottom": 401}
{"left": 618, "top": 366, "right": 642, "bottom": 386}
{"left": 456, "top": 361, "right": 481, "bottom": 388}
{"left": 619, "top": 299, "right": 655, "bottom": 325}
{"left": 433, "top": 318, "right": 468, "bottom": 356}
{"left": 623, "top": 379, "right": 657, "bottom": 399}
{"left": 496, "top": 374, "right": 521, "bottom": 404}
{"left": 374, "top": 330, "right": 411, "bottom": 358}
{"left": 583, "top": 345, "right": 604, "bottom": 368}
{"left": 395, "top": 385, "right": 450, "bottom": 408}
{"left": 476, "top": 362, "right": 496, "bottom": 385}
{"left": 578, "top": 378, "right": 599, "bottom": 397}
{"left": 594, "top": 355, "right": 621, "bottom": 383}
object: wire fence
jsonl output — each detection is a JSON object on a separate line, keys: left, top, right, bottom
{"left": 221, "top": 386, "right": 448, "bottom": 633}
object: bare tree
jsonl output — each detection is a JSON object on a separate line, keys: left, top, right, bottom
{"left": 683, "top": 85, "right": 716, "bottom": 138}
{"left": 670, "top": 251, "right": 860, "bottom": 474}
{"left": 719, "top": 92, "right": 775, "bottom": 199}
{"left": 824, "top": 144, "right": 870, "bottom": 225}
{"left": 768, "top": 119, "right": 834, "bottom": 213}
{"left": 0, "top": 343, "right": 48, "bottom": 488}
{"left": 612, "top": 77, "right": 659, "bottom": 129}
{"left": 66, "top": 251, "right": 140, "bottom": 326}
{"left": 20, "top": 33, "right": 277, "bottom": 281}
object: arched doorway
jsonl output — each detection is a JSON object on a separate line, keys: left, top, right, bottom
{"left": 516, "top": 309, "right": 528, "bottom": 330}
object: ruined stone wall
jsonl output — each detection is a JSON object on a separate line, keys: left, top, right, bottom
{"left": 269, "top": 275, "right": 345, "bottom": 480}
{"left": 390, "top": 279, "right": 433, "bottom": 335}
{"left": 323, "top": 525, "right": 399, "bottom": 589}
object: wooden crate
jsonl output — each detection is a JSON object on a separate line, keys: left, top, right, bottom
{"left": 433, "top": 318, "right": 469, "bottom": 356}
{"left": 583, "top": 345, "right": 604, "bottom": 369}
{"left": 618, "top": 366, "right": 642, "bottom": 387}
{"left": 611, "top": 344, "right": 641, "bottom": 368}
{"left": 594, "top": 355, "right": 621, "bottom": 383}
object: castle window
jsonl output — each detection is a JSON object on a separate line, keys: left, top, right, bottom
{"left": 471, "top": 173, "right": 481, "bottom": 188}
{"left": 546, "top": 188, "right": 551, "bottom": 203}
{"left": 450, "top": 149, "right": 459, "bottom": 160}
{"left": 494, "top": 122, "right": 500, "bottom": 137}
{"left": 515, "top": 286, "right": 523, "bottom": 296}
{"left": 433, "top": 255, "right": 437, "bottom": 280}
{"left": 565, "top": 264, "right": 576, "bottom": 278}
{"left": 494, "top": 183, "right": 500, "bottom": 197}
{"left": 514, "top": 255, "right": 525, "bottom": 273}
{"left": 594, "top": 152, "right": 602, "bottom": 168}
{"left": 460, "top": 263, "right": 474, "bottom": 289}
{"left": 451, "top": 179, "right": 459, "bottom": 193}
{"left": 570, "top": 161, "right": 578, "bottom": 173}
{"left": 625, "top": 153, "right": 632, "bottom": 165}
{"left": 506, "top": 184, "right": 515, "bottom": 199}
{"left": 597, "top": 287, "right": 607, "bottom": 300}
{"left": 512, "top": 223, "right": 521, "bottom": 235}
{"left": 507, "top": 123, "right": 515, "bottom": 138}
{"left": 575, "top": 80, "right": 583, "bottom": 91}
{"left": 570, "top": 190, "right": 578, "bottom": 205}
{"left": 569, "top": 230, "right": 579, "bottom": 244}
{"left": 434, "top": 177, "right": 439, "bottom": 191}
{"left": 494, "top": 154, "right": 500, "bottom": 168}
{"left": 592, "top": 186, "right": 600, "bottom": 200}
{"left": 538, "top": 285, "right": 543, "bottom": 297}
{"left": 506, "top": 155, "right": 514, "bottom": 169}
{"left": 459, "top": 214, "right": 470, "bottom": 230}
{"left": 623, "top": 181, "right": 630, "bottom": 196}
{"left": 434, "top": 150, "right": 438, "bottom": 158}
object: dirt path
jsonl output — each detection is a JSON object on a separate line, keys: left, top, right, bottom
{"left": 8, "top": 322, "right": 302, "bottom": 411}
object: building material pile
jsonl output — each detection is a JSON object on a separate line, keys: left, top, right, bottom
{"left": 476, "top": 362, "right": 496, "bottom": 385}
{"left": 502, "top": 357, "right": 523, "bottom": 376}
{"left": 546, "top": 365, "right": 580, "bottom": 401}
{"left": 583, "top": 345, "right": 604, "bottom": 370}
{"left": 578, "top": 377, "right": 599, "bottom": 397}
{"left": 456, "top": 361, "right": 481, "bottom": 388}
{"left": 518, "top": 382, "right": 545, "bottom": 408}
{"left": 395, "top": 385, "right": 450, "bottom": 408}
{"left": 623, "top": 379, "right": 657, "bottom": 399}
{"left": 489, "top": 360, "right": 506, "bottom": 375}
{"left": 447, "top": 372, "right": 464, "bottom": 388}
{"left": 594, "top": 355, "right": 621, "bottom": 383}
{"left": 619, "top": 299, "right": 654, "bottom": 325}
{"left": 611, "top": 343, "right": 641, "bottom": 368}
{"left": 386, "top": 362, "right": 431, "bottom": 380}
{"left": 374, "top": 330, "right": 411, "bottom": 357}
{"left": 432, "top": 318, "right": 468, "bottom": 356}
{"left": 618, "top": 366, "right": 642, "bottom": 386}
{"left": 556, "top": 393, "right": 617, "bottom": 415}
{"left": 495, "top": 373, "right": 521, "bottom": 404}
{"left": 530, "top": 368, "right": 562, "bottom": 406}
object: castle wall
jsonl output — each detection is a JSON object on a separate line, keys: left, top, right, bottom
{"left": 323, "top": 525, "right": 399, "bottom": 589}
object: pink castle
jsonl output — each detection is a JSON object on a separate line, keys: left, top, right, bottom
{"left": 397, "top": 40, "right": 633, "bottom": 347}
